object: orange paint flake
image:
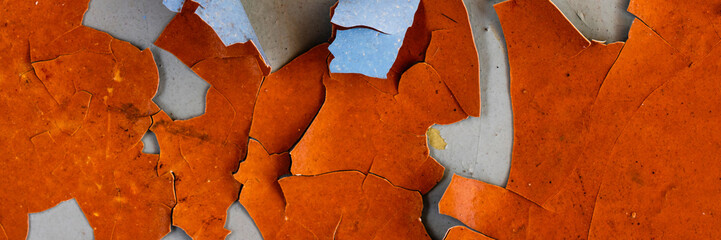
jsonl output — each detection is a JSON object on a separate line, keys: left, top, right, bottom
{"left": 277, "top": 171, "right": 430, "bottom": 240}
{"left": 249, "top": 44, "right": 329, "bottom": 154}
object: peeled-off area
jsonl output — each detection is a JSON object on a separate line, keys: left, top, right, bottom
{"left": 154, "top": 0, "right": 269, "bottom": 74}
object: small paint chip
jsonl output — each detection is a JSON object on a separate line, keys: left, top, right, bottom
{"left": 427, "top": 127, "right": 447, "bottom": 150}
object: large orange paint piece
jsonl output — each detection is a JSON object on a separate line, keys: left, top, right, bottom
{"left": 588, "top": 44, "right": 721, "bottom": 238}
{"left": 0, "top": 1, "right": 174, "bottom": 239}
{"left": 249, "top": 44, "right": 329, "bottom": 154}
{"left": 497, "top": 0, "right": 624, "bottom": 206}
{"left": 292, "top": 62, "right": 466, "bottom": 193}
{"left": 235, "top": 143, "right": 433, "bottom": 240}
{"left": 154, "top": 0, "right": 268, "bottom": 148}
{"left": 440, "top": 175, "right": 532, "bottom": 239}
{"left": 276, "top": 171, "right": 430, "bottom": 240}
{"left": 627, "top": 0, "right": 721, "bottom": 59}
{"left": 234, "top": 139, "right": 290, "bottom": 240}
{"left": 287, "top": 0, "right": 478, "bottom": 194}
{"left": 389, "top": 0, "right": 480, "bottom": 117}
{"left": 440, "top": 0, "right": 721, "bottom": 239}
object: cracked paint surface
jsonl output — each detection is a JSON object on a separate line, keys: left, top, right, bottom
{"left": 439, "top": 0, "right": 721, "bottom": 239}
{"left": 8, "top": 0, "right": 719, "bottom": 239}
{"left": 248, "top": 44, "right": 329, "bottom": 155}
{"left": 155, "top": 0, "right": 478, "bottom": 238}
{"left": 2, "top": 0, "right": 479, "bottom": 239}
{"left": 277, "top": 171, "right": 430, "bottom": 240}
{"left": 292, "top": 0, "right": 479, "bottom": 195}
{"left": 0, "top": 1, "right": 174, "bottom": 239}
{"left": 161, "top": 0, "right": 268, "bottom": 63}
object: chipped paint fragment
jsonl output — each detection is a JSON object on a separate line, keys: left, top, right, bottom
{"left": 328, "top": 0, "right": 421, "bottom": 79}
{"left": 427, "top": 127, "right": 447, "bottom": 150}
{"left": 331, "top": 0, "right": 421, "bottom": 34}
{"left": 328, "top": 27, "right": 407, "bottom": 78}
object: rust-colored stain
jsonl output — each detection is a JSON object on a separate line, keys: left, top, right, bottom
{"left": 0, "top": 1, "right": 173, "bottom": 239}
{"left": 439, "top": 0, "right": 721, "bottom": 239}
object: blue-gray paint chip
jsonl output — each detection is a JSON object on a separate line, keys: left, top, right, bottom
{"left": 328, "top": 28, "right": 406, "bottom": 79}
{"left": 162, "top": 0, "right": 185, "bottom": 13}
{"left": 331, "top": 0, "right": 421, "bottom": 34}
{"left": 160, "top": 0, "right": 269, "bottom": 65}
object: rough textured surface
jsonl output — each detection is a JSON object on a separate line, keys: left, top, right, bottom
{"left": 23, "top": 0, "right": 638, "bottom": 239}
{"left": 248, "top": 44, "right": 329, "bottom": 154}
{"left": 439, "top": 0, "right": 721, "bottom": 239}
{"left": 277, "top": 171, "right": 431, "bottom": 240}
{"left": 0, "top": 1, "right": 175, "bottom": 238}
{"left": 234, "top": 140, "right": 290, "bottom": 240}
{"left": 498, "top": 0, "right": 624, "bottom": 205}
{"left": 152, "top": 89, "right": 246, "bottom": 240}
{"left": 291, "top": 63, "right": 466, "bottom": 194}
{"left": 152, "top": 2, "right": 269, "bottom": 239}
{"left": 291, "top": 0, "right": 478, "bottom": 195}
